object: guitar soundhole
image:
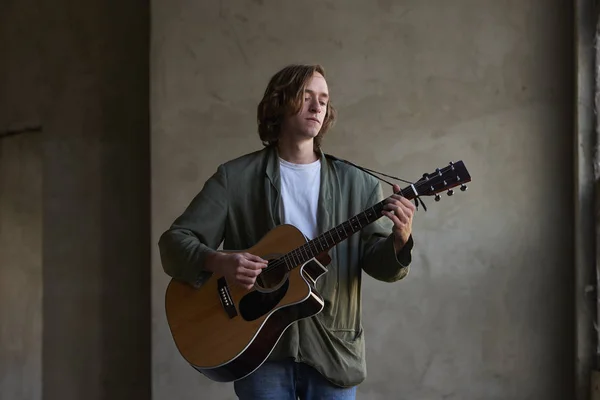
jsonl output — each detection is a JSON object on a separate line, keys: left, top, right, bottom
{"left": 239, "top": 279, "right": 289, "bottom": 321}
{"left": 255, "top": 262, "right": 288, "bottom": 291}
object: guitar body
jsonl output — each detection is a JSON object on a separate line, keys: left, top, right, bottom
{"left": 164, "top": 224, "right": 330, "bottom": 382}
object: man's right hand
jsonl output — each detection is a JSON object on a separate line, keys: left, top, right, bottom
{"left": 205, "top": 252, "right": 268, "bottom": 290}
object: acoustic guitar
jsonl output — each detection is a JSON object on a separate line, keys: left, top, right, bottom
{"left": 164, "top": 161, "right": 471, "bottom": 382}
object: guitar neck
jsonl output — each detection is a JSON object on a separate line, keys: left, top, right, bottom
{"left": 282, "top": 184, "right": 418, "bottom": 271}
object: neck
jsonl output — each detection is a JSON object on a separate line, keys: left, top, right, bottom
{"left": 277, "top": 136, "right": 318, "bottom": 164}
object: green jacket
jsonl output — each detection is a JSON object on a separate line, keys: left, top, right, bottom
{"left": 158, "top": 146, "right": 413, "bottom": 387}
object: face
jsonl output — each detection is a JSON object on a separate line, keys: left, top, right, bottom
{"left": 281, "top": 72, "right": 329, "bottom": 142}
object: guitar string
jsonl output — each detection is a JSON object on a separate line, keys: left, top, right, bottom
{"left": 262, "top": 191, "right": 400, "bottom": 274}
{"left": 259, "top": 166, "right": 460, "bottom": 277}
{"left": 261, "top": 167, "right": 458, "bottom": 275}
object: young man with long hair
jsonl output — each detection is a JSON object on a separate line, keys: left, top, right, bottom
{"left": 159, "top": 64, "right": 416, "bottom": 399}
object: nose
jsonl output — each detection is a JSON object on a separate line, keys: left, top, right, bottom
{"left": 309, "top": 99, "right": 322, "bottom": 114}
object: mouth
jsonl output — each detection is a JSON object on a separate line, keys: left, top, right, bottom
{"left": 306, "top": 118, "right": 320, "bottom": 123}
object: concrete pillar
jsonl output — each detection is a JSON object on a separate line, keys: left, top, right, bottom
{"left": 0, "top": 1, "right": 151, "bottom": 399}
{"left": 576, "top": 0, "right": 598, "bottom": 398}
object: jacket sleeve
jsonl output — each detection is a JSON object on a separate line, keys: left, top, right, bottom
{"left": 359, "top": 182, "right": 413, "bottom": 282}
{"left": 158, "top": 164, "right": 228, "bottom": 286}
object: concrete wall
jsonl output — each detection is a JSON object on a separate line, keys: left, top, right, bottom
{"left": 0, "top": 135, "right": 43, "bottom": 400}
{"left": 0, "top": 1, "right": 151, "bottom": 399}
{"left": 152, "top": 1, "right": 574, "bottom": 399}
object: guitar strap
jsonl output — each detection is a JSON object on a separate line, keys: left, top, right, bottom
{"left": 324, "top": 153, "right": 427, "bottom": 211}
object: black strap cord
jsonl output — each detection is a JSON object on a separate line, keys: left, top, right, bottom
{"left": 325, "top": 153, "right": 427, "bottom": 211}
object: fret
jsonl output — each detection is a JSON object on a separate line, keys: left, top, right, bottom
{"left": 303, "top": 244, "right": 312, "bottom": 260}
{"left": 299, "top": 248, "right": 307, "bottom": 263}
{"left": 283, "top": 255, "right": 290, "bottom": 270}
{"left": 301, "top": 245, "right": 309, "bottom": 262}
{"left": 316, "top": 237, "right": 324, "bottom": 252}
{"left": 361, "top": 211, "right": 368, "bottom": 225}
{"left": 314, "top": 240, "right": 320, "bottom": 255}
{"left": 328, "top": 230, "right": 336, "bottom": 245}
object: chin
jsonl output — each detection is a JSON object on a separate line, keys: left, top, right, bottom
{"left": 307, "top": 127, "right": 321, "bottom": 137}
{"left": 297, "top": 130, "right": 319, "bottom": 140}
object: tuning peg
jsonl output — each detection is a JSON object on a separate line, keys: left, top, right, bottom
{"left": 447, "top": 189, "right": 454, "bottom": 196}
{"left": 434, "top": 194, "right": 441, "bottom": 202}
{"left": 460, "top": 184, "right": 468, "bottom": 192}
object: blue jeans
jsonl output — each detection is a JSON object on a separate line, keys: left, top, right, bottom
{"left": 233, "top": 360, "right": 357, "bottom": 400}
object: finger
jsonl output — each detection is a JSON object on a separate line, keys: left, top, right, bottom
{"left": 386, "top": 205, "right": 412, "bottom": 226}
{"left": 398, "top": 196, "right": 416, "bottom": 211}
{"left": 383, "top": 202, "right": 410, "bottom": 218}
{"left": 392, "top": 184, "right": 401, "bottom": 194}
{"left": 242, "top": 253, "right": 269, "bottom": 264}
{"left": 245, "top": 260, "right": 268, "bottom": 270}
{"left": 382, "top": 210, "right": 402, "bottom": 226}
{"left": 388, "top": 193, "right": 405, "bottom": 202}
{"left": 393, "top": 208, "right": 409, "bottom": 224}
{"left": 384, "top": 202, "right": 401, "bottom": 213}
{"left": 388, "top": 195, "right": 416, "bottom": 212}
{"left": 237, "top": 266, "right": 262, "bottom": 278}
{"left": 385, "top": 198, "right": 412, "bottom": 214}
{"left": 240, "top": 257, "right": 268, "bottom": 271}
{"left": 387, "top": 199, "right": 415, "bottom": 217}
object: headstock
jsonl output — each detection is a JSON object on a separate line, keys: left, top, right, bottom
{"left": 415, "top": 161, "right": 471, "bottom": 201}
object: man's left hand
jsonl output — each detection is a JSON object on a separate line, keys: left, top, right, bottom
{"left": 382, "top": 184, "right": 416, "bottom": 251}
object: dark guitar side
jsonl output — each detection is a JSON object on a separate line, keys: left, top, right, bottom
{"left": 164, "top": 224, "right": 331, "bottom": 382}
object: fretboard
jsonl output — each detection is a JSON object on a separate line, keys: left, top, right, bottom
{"left": 281, "top": 185, "right": 415, "bottom": 271}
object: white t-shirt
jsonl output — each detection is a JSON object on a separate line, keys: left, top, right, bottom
{"left": 278, "top": 157, "right": 321, "bottom": 239}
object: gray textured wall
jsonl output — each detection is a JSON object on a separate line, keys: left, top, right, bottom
{"left": 151, "top": 1, "right": 574, "bottom": 399}
{"left": 152, "top": 0, "right": 573, "bottom": 399}
{"left": 0, "top": 135, "right": 42, "bottom": 400}
{"left": 0, "top": 1, "right": 150, "bottom": 399}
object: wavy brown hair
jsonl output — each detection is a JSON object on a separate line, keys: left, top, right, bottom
{"left": 257, "top": 64, "right": 337, "bottom": 150}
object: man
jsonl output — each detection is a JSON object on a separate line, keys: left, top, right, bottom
{"left": 158, "top": 64, "right": 416, "bottom": 399}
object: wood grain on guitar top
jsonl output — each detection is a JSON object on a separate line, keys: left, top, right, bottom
{"left": 164, "top": 224, "right": 319, "bottom": 369}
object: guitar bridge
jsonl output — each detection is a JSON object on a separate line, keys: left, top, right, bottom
{"left": 217, "top": 277, "right": 238, "bottom": 319}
